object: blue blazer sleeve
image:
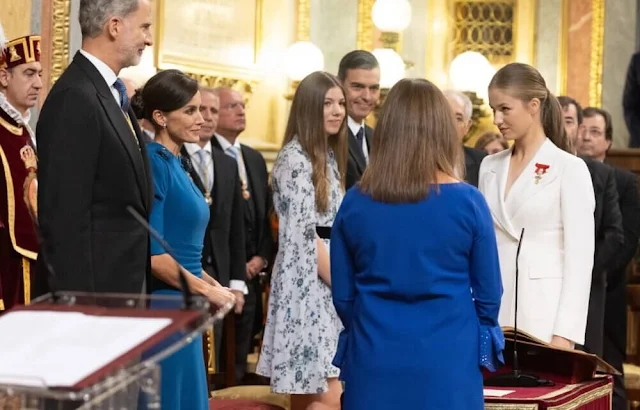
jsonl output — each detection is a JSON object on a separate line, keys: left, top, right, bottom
{"left": 470, "top": 192, "right": 505, "bottom": 371}
{"left": 148, "top": 149, "right": 171, "bottom": 256}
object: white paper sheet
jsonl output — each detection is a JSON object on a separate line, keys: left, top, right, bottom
{"left": 0, "top": 310, "right": 172, "bottom": 387}
{"left": 483, "top": 389, "right": 515, "bottom": 397}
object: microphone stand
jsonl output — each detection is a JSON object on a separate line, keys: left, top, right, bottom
{"left": 484, "top": 228, "right": 553, "bottom": 387}
{"left": 127, "top": 206, "right": 194, "bottom": 310}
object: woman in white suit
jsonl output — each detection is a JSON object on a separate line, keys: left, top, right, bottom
{"left": 479, "top": 63, "right": 595, "bottom": 349}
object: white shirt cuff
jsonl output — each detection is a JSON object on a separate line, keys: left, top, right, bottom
{"left": 229, "top": 280, "right": 249, "bottom": 295}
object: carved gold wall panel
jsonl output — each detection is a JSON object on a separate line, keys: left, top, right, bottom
{"left": 589, "top": 0, "right": 604, "bottom": 107}
{"left": 50, "top": 0, "right": 71, "bottom": 87}
{"left": 356, "top": 0, "right": 375, "bottom": 51}
{"left": 451, "top": 1, "right": 516, "bottom": 65}
{"left": 295, "top": 0, "right": 311, "bottom": 41}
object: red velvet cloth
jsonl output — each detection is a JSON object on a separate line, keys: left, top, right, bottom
{"left": 209, "top": 399, "right": 285, "bottom": 410}
{"left": 484, "top": 376, "right": 612, "bottom": 409}
{"left": 0, "top": 108, "right": 38, "bottom": 310}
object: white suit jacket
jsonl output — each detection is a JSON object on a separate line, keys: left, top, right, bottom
{"left": 478, "top": 138, "right": 595, "bottom": 344}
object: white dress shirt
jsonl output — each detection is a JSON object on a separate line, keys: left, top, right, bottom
{"left": 348, "top": 116, "right": 369, "bottom": 163}
{"left": 185, "top": 140, "right": 247, "bottom": 294}
{"left": 79, "top": 49, "right": 120, "bottom": 106}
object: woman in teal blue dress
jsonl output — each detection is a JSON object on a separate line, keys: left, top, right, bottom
{"left": 331, "top": 79, "right": 504, "bottom": 409}
{"left": 139, "top": 70, "right": 236, "bottom": 410}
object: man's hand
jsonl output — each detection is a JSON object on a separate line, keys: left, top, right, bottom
{"left": 246, "top": 256, "right": 265, "bottom": 279}
{"left": 230, "top": 289, "right": 245, "bottom": 314}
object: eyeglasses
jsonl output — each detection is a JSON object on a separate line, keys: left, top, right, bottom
{"left": 220, "top": 102, "right": 246, "bottom": 111}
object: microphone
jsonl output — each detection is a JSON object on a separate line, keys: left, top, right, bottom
{"left": 126, "top": 206, "right": 193, "bottom": 310}
{"left": 484, "top": 227, "right": 553, "bottom": 387}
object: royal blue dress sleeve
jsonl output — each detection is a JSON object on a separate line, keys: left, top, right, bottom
{"left": 148, "top": 148, "right": 171, "bottom": 256}
{"left": 470, "top": 192, "right": 505, "bottom": 372}
{"left": 330, "top": 205, "right": 356, "bottom": 329}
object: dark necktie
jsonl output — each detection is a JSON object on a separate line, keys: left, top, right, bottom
{"left": 113, "top": 78, "right": 130, "bottom": 111}
{"left": 355, "top": 127, "right": 366, "bottom": 159}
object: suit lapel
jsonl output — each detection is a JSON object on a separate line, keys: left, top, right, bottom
{"left": 348, "top": 128, "right": 366, "bottom": 172}
{"left": 241, "top": 145, "right": 264, "bottom": 219}
{"left": 484, "top": 149, "right": 520, "bottom": 240}
{"left": 74, "top": 53, "right": 148, "bottom": 209}
{"left": 180, "top": 146, "right": 206, "bottom": 193}
{"left": 506, "top": 139, "right": 559, "bottom": 220}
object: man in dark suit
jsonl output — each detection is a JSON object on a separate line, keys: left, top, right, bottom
{"left": 558, "top": 97, "right": 624, "bottom": 358}
{"left": 35, "top": 0, "right": 153, "bottom": 295}
{"left": 580, "top": 106, "right": 640, "bottom": 410}
{"left": 444, "top": 90, "right": 486, "bottom": 187}
{"left": 623, "top": 51, "right": 640, "bottom": 147}
{"left": 211, "top": 86, "right": 274, "bottom": 383}
{"left": 182, "top": 87, "right": 247, "bottom": 367}
{"left": 337, "top": 50, "right": 380, "bottom": 189}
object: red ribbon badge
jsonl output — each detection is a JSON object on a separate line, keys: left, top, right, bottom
{"left": 534, "top": 163, "right": 550, "bottom": 184}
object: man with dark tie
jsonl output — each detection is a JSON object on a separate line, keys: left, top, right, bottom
{"left": 0, "top": 33, "right": 43, "bottom": 310}
{"left": 35, "top": 0, "right": 153, "bottom": 295}
{"left": 558, "top": 96, "right": 623, "bottom": 359}
{"left": 182, "top": 86, "right": 246, "bottom": 368}
{"left": 210, "top": 86, "right": 274, "bottom": 383}
{"left": 578, "top": 106, "right": 640, "bottom": 410}
{"left": 444, "top": 90, "right": 486, "bottom": 187}
{"left": 337, "top": 50, "right": 380, "bottom": 189}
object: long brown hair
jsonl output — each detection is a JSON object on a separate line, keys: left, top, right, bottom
{"left": 359, "top": 78, "right": 462, "bottom": 203}
{"left": 281, "top": 71, "right": 348, "bottom": 212}
{"left": 489, "top": 63, "right": 570, "bottom": 152}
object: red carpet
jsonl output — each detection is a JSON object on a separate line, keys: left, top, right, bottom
{"left": 209, "top": 399, "right": 285, "bottom": 409}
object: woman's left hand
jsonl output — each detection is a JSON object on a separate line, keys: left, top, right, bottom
{"left": 550, "top": 335, "right": 575, "bottom": 350}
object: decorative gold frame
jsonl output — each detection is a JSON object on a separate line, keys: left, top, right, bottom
{"left": 589, "top": 0, "right": 605, "bottom": 107}
{"left": 356, "top": 0, "right": 375, "bottom": 51}
{"left": 50, "top": 0, "right": 71, "bottom": 87}
{"left": 295, "top": 0, "right": 311, "bottom": 41}
{"left": 154, "top": 0, "right": 263, "bottom": 95}
{"left": 425, "top": 0, "right": 537, "bottom": 88}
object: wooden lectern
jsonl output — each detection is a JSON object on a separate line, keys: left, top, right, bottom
{"left": 0, "top": 292, "right": 231, "bottom": 409}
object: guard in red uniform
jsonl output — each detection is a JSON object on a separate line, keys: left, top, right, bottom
{"left": 0, "top": 34, "right": 42, "bottom": 310}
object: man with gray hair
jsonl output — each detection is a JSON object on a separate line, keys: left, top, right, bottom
{"left": 34, "top": 0, "right": 154, "bottom": 296}
{"left": 444, "top": 89, "right": 486, "bottom": 187}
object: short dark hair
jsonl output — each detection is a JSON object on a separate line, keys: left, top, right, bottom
{"left": 337, "top": 50, "right": 379, "bottom": 81}
{"left": 557, "top": 96, "right": 583, "bottom": 125}
{"left": 140, "top": 69, "right": 199, "bottom": 129}
{"left": 583, "top": 107, "right": 613, "bottom": 141}
{"left": 130, "top": 87, "right": 144, "bottom": 120}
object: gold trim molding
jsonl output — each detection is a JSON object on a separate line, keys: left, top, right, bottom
{"left": 51, "top": 0, "right": 71, "bottom": 87}
{"left": 295, "top": 0, "right": 311, "bottom": 41}
{"left": 184, "top": 72, "right": 257, "bottom": 100}
{"left": 356, "top": 0, "right": 375, "bottom": 51}
{"left": 589, "top": 0, "right": 605, "bottom": 107}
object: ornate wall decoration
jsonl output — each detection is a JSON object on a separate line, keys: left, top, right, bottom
{"left": 356, "top": 0, "right": 375, "bottom": 51}
{"left": 451, "top": 0, "right": 516, "bottom": 65}
{"left": 184, "top": 72, "right": 257, "bottom": 100}
{"left": 50, "top": 0, "right": 71, "bottom": 87}
{"left": 295, "top": 0, "right": 311, "bottom": 41}
{"left": 589, "top": 0, "right": 605, "bottom": 107}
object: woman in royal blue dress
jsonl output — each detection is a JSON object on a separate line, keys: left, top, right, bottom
{"left": 140, "top": 70, "right": 236, "bottom": 410}
{"left": 330, "top": 78, "right": 505, "bottom": 409}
